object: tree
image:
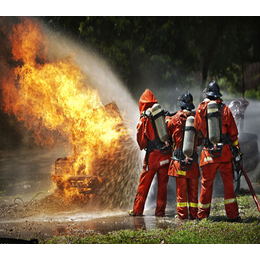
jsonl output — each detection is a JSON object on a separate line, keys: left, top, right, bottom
{"left": 41, "top": 16, "right": 260, "bottom": 98}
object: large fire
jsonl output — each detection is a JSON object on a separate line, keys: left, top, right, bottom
{"left": 0, "top": 17, "right": 138, "bottom": 205}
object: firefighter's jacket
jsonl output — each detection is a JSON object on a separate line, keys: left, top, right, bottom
{"left": 167, "top": 110, "right": 200, "bottom": 178}
{"left": 137, "top": 89, "right": 171, "bottom": 169}
{"left": 194, "top": 98, "right": 239, "bottom": 167}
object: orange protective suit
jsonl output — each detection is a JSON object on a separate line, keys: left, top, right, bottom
{"left": 132, "top": 89, "right": 171, "bottom": 217}
{"left": 167, "top": 110, "right": 200, "bottom": 219}
{"left": 195, "top": 98, "right": 240, "bottom": 220}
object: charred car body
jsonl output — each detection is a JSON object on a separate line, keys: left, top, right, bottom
{"left": 52, "top": 102, "right": 141, "bottom": 209}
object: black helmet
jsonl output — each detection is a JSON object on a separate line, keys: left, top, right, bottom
{"left": 204, "top": 81, "right": 222, "bottom": 98}
{"left": 178, "top": 91, "right": 195, "bottom": 110}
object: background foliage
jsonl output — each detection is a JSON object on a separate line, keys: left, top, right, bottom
{"left": 41, "top": 16, "right": 260, "bottom": 99}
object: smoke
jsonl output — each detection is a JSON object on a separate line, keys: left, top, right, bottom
{"left": 240, "top": 100, "right": 260, "bottom": 142}
{"left": 238, "top": 99, "right": 260, "bottom": 185}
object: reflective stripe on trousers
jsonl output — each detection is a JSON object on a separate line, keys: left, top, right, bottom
{"left": 177, "top": 202, "right": 198, "bottom": 208}
{"left": 189, "top": 202, "right": 198, "bottom": 208}
{"left": 224, "top": 198, "right": 237, "bottom": 204}
{"left": 199, "top": 202, "right": 211, "bottom": 209}
{"left": 177, "top": 202, "right": 187, "bottom": 207}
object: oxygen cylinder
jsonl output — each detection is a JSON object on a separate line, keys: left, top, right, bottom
{"left": 182, "top": 116, "right": 196, "bottom": 158}
{"left": 151, "top": 103, "right": 169, "bottom": 143}
{"left": 207, "top": 101, "right": 221, "bottom": 145}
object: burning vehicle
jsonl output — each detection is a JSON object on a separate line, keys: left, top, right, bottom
{"left": 51, "top": 102, "right": 141, "bottom": 209}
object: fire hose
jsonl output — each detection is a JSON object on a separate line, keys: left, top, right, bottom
{"left": 232, "top": 144, "right": 260, "bottom": 213}
{"left": 239, "top": 163, "right": 260, "bottom": 213}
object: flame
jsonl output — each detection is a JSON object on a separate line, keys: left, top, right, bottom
{"left": 1, "top": 18, "right": 128, "bottom": 200}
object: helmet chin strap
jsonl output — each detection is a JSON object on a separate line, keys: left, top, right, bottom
{"left": 206, "top": 95, "right": 218, "bottom": 100}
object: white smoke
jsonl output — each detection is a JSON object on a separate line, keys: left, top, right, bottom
{"left": 238, "top": 99, "right": 260, "bottom": 186}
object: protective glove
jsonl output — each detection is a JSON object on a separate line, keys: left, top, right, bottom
{"left": 140, "top": 109, "right": 152, "bottom": 119}
{"left": 231, "top": 145, "right": 243, "bottom": 171}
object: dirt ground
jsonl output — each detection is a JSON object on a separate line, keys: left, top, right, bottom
{"left": 0, "top": 191, "right": 180, "bottom": 243}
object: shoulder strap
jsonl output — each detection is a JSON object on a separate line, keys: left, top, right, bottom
{"left": 147, "top": 114, "right": 160, "bottom": 141}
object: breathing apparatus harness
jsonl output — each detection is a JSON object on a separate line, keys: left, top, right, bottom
{"left": 173, "top": 113, "right": 198, "bottom": 171}
{"left": 203, "top": 102, "right": 230, "bottom": 157}
{"left": 140, "top": 109, "right": 172, "bottom": 165}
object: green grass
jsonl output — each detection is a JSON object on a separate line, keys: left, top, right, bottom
{"left": 42, "top": 193, "right": 260, "bottom": 244}
{"left": 43, "top": 220, "right": 260, "bottom": 244}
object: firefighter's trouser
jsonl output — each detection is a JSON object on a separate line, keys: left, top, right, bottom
{"left": 176, "top": 178, "right": 199, "bottom": 220}
{"left": 133, "top": 164, "right": 169, "bottom": 216}
{"left": 197, "top": 161, "right": 239, "bottom": 220}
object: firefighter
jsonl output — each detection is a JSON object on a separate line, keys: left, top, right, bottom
{"left": 195, "top": 81, "right": 241, "bottom": 221}
{"left": 129, "top": 89, "right": 172, "bottom": 217}
{"left": 167, "top": 92, "right": 200, "bottom": 220}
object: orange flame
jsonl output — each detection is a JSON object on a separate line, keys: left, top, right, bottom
{"left": 1, "top": 18, "right": 128, "bottom": 199}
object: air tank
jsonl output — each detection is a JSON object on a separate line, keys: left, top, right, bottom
{"left": 182, "top": 116, "right": 196, "bottom": 158}
{"left": 207, "top": 101, "right": 221, "bottom": 145}
{"left": 151, "top": 103, "right": 169, "bottom": 143}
